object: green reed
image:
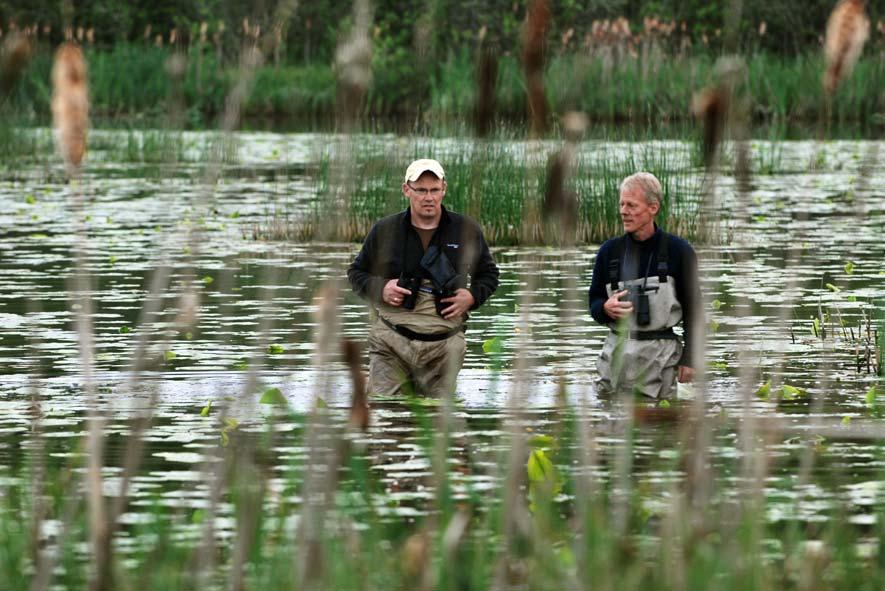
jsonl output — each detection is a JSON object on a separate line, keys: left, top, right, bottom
{"left": 9, "top": 43, "right": 885, "bottom": 130}
{"left": 264, "top": 140, "right": 700, "bottom": 245}
{"left": 5, "top": 395, "right": 885, "bottom": 590}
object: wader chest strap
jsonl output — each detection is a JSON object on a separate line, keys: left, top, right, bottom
{"left": 657, "top": 232, "right": 669, "bottom": 283}
{"left": 608, "top": 236, "right": 626, "bottom": 292}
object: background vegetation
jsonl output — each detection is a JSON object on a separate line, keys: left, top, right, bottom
{"left": 2, "top": 1, "right": 884, "bottom": 128}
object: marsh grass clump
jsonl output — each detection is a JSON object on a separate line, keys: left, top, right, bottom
{"left": 263, "top": 141, "right": 700, "bottom": 246}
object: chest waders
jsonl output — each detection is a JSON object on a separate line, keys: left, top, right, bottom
{"left": 596, "top": 233, "right": 684, "bottom": 399}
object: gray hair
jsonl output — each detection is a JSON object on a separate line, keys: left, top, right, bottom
{"left": 619, "top": 172, "right": 663, "bottom": 207}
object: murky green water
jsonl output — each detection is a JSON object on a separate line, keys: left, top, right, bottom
{"left": 0, "top": 131, "right": 883, "bottom": 553}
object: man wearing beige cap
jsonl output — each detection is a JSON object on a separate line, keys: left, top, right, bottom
{"left": 348, "top": 158, "right": 499, "bottom": 396}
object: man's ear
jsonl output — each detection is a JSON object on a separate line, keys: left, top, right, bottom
{"left": 651, "top": 200, "right": 661, "bottom": 216}
{"left": 402, "top": 183, "right": 410, "bottom": 198}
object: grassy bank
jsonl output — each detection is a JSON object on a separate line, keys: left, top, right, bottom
{"left": 8, "top": 42, "right": 885, "bottom": 130}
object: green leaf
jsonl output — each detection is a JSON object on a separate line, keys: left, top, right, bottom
{"left": 710, "top": 320, "right": 720, "bottom": 333}
{"left": 658, "top": 399, "right": 671, "bottom": 409}
{"left": 315, "top": 397, "right": 328, "bottom": 409}
{"left": 191, "top": 509, "right": 206, "bottom": 524}
{"left": 711, "top": 299, "right": 723, "bottom": 310}
{"left": 780, "top": 384, "right": 805, "bottom": 400}
{"left": 825, "top": 283, "right": 840, "bottom": 293}
{"left": 528, "top": 434, "right": 555, "bottom": 449}
{"left": 710, "top": 361, "right": 728, "bottom": 370}
{"left": 224, "top": 418, "right": 239, "bottom": 430}
{"left": 756, "top": 380, "right": 771, "bottom": 400}
{"left": 25, "top": 194, "right": 36, "bottom": 205}
{"left": 844, "top": 261, "right": 855, "bottom": 275}
{"left": 119, "top": 326, "right": 131, "bottom": 334}
{"left": 841, "top": 415, "right": 852, "bottom": 426}
{"left": 865, "top": 385, "right": 877, "bottom": 407}
{"left": 202, "top": 275, "right": 214, "bottom": 285}
{"left": 108, "top": 255, "right": 118, "bottom": 265}
{"left": 482, "top": 336, "right": 503, "bottom": 355}
{"left": 527, "top": 449, "right": 556, "bottom": 484}
{"left": 259, "top": 387, "right": 287, "bottom": 406}
{"left": 164, "top": 350, "right": 176, "bottom": 361}
{"left": 220, "top": 430, "right": 230, "bottom": 447}
{"left": 200, "top": 400, "right": 212, "bottom": 417}
{"left": 811, "top": 317, "right": 820, "bottom": 337}
{"left": 268, "top": 344, "right": 285, "bottom": 354}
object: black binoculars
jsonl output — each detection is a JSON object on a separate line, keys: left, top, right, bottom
{"left": 620, "top": 284, "right": 652, "bottom": 326}
{"left": 396, "top": 246, "right": 466, "bottom": 316}
{"left": 396, "top": 274, "right": 421, "bottom": 310}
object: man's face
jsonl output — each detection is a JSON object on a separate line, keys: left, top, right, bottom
{"left": 403, "top": 172, "right": 446, "bottom": 222}
{"left": 619, "top": 185, "right": 659, "bottom": 236}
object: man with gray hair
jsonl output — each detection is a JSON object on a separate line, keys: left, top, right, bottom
{"left": 588, "top": 172, "right": 701, "bottom": 399}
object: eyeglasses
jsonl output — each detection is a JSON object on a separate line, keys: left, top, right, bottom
{"left": 407, "top": 184, "right": 443, "bottom": 197}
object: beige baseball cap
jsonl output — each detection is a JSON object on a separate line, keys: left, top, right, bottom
{"left": 404, "top": 158, "right": 445, "bottom": 183}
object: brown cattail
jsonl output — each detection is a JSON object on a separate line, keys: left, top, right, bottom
{"left": 759, "top": 21, "right": 767, "bottom": 36}
{"left": 691, "top": 85, "right": 728, "bottom": 170}
{"left": 522, "top": 0, "right": 549, "bottom": 136}
{"left": 86, "top": 28, "right": 94, "bottom": 45}
{"left": 143, "top": 25, "right": 152, "bottom": 41}
{"left": 341, "top": 339, "right": 369, "bottom": 431}
{"left": 1, "top": 32, "right": 33, "bottom": 96}
{"left": 474, "top": 46, "right": 498, "bottom": 138}
{"left": 824, "top": 0, "right": 870, "bottom": 94}
{"left": 542, "top": 152, "right": 577, "bottom": 232}
{"left": 401, "top": 532, "right": 430, "bottom": 580}
{"left": 51, "top": 43, "right": 89, "bottom": 174}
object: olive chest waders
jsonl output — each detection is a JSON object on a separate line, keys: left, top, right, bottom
{"left": 597, "top": 234, "right": 684, "bottom": 400}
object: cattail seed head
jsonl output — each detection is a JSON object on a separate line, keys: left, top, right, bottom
{"left": 1, "top": 32, "right": 33, "bottom": 96}
{"left": 522, "top": 0, "right": 550, "bottom": 136}
{"left": 691, "top": 86, "right": 728, "bottom": 170}
{"left": 824, "top": 0, "right": 870, "bottom": 94}
{"left": 51, "top": 42, "right": 89, "bottom": 174}
{"left": 342, "top": 339, "right": 369, "bottom": 431}
{"left": 474, "top": 46, "right": 498, "bottom": 138}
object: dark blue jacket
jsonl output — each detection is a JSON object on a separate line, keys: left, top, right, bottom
{"left": 588, "top": 226, "right": 701, "bottom": 367}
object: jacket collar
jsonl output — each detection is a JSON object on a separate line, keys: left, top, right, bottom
{"left": 626, "top": 223, "right": 661, "bottom": 247}
{"left": 400, "top": 204, "right": 451, "bottom": 232}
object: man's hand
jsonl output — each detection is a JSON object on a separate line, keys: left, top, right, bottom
{"left": 382, "top": 279, "right": 412, "bottom": 307}
{"left": 678, "top": 365, "right": 694, "bottom": 383}
{"left": 440, "top": 288, "right": 474, "bottom": 320}
{"left": 603, "top": 290, "right": 634, "bottom": 320}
